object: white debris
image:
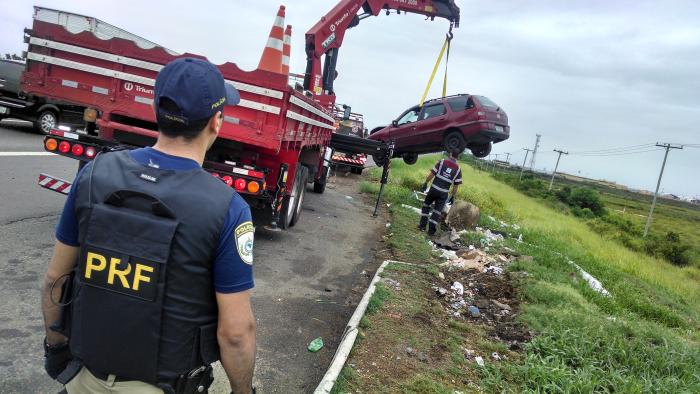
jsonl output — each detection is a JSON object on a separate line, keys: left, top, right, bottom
{"left": 487, "top": 215, "right": 496, "bottom": 222}
{"left": 569, "top": 261, "right": 611, "bottom": 296}
{"left": 429, "top": 241, "right": 458, "bottom": 260}
{"left": 450, "top": 281, "right": 464, "bottom": 296}
{"left": 491, "top": 352, "right": 501, "bottom": 361}
{"left": 450, "top": 229, "right": 460, "bottom": 242}
{"left": 400, "top": 204, "right": 422, "bottom": 215}
{"left": 517, "top": 234, "right": 523, "bottom": 243}
{"left": 438, "top": 272, "right": 445, "bottom": 280}
{"left": 475, "top": 356, "right": 485, "bottom": 366}
{"left": 482, "top": 229, "right": 504, "bottom": 242}
{"left": 485, "top": 266, "right": 504, "bottom": 275}
{"left": 386, "top": 223, "right": 391, "bottom": 228}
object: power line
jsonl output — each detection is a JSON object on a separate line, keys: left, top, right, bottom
{"left": 571, "top": 148, "right": 665, "bottom": 157}
{"left": 569, "top": 143, "right": 656, "bottom": 154}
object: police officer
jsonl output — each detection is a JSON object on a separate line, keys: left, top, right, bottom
{"left": 40, "top": 58, "right": 256, "bottom": 394}
{"left": 419, "top": 150, "right": 463, "bottom": 235}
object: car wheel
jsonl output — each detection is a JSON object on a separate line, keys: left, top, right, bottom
{"left": 470, "top": 142, "right": 492, "bottom": 158}
{"left": 35, "top": 110, "right": 58, "bottom": 134}
{"left": 443, "top": 131, "right": 466, "bottom": 153}
{"left": 372, "top": 151, "right": 387, "bottom": 167}
{"left": 402, "top": 153, "right": 418, "bottom": 165}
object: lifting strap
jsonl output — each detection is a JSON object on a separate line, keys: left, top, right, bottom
{"left": 419, "top": 26, "right": 454, "bottom": 107}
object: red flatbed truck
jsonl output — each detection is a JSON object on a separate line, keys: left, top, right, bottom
{"left": 22, "top": 6, "right": 336, "bottom": 229}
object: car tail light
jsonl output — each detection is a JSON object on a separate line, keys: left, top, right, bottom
{"left": 247, "top": 181, "right": 260, "bottom": 193}
{"left": 85, "top": 146, "right": 96, "bottom": 159}
{"left": 58, "top": 141, "right": 71, "bottom": 153}
{"left": 234, "top": 179, "right": 247, "bottom": 191}
{"left": 222, "top": 175, "right": 233, "bottom": 186}
{"left": 45, "top": 138, "right": 58, "bottom": 151}
{"left": 71, "top": 144, "right": 84, "bottom": 156}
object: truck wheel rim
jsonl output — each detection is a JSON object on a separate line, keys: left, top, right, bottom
{"left": 41, "top": 113, "right": 56, "bottom": 133}
{"left": 295, "top": 182, "right": 305, "bottom": 218}
{"left": 287, "top": 174, "right": 299, "bottom": 219}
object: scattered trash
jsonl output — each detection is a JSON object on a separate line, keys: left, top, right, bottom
{"left": 438, "top": 272, "right": 445, "bottom": 280}
{"left": 435, "top": 287, "right": 448, "bottom": 297}
{"left": 417, "top": 352, "right": 428, "bottom": 362}
{"left": 475, "top": 356, "right": 485, "bottom": 366}
{"left": 463, "top": 348, "right": 475, "bottom": 359}
{"left": 492, "top": 352, "right": 501, "bottom": 361}
{"left": 450, "top": 299, "right": 466, "bottom": 310}
{"left": 517, "top": 234, "right": 523, "bottom": 242}
{"left": 386, "top": 222, "right": 391, "bottom": 228}
{"left": 400, "top": 204, "right": 422, "bottom": 214}
{"left": 450, "top": 228, "right": 461, "bottom": 242}
{"left": 468, "top": 306, "right": 481, "bottom": 317}
{"left": 345, "top": 195, "right": 353, "bottom": 200}
{"left": 450, "top": 281, "right": 464, "bottom": 296}
{"left": 384, "top": 278, "right": 401, "bottom": 291}
{"left": 308, "top": 337, "right": 324, "bottom": 352}
{"left": 569, "top": 261, "right": 611, "bottom": 296}
{"left": 406, "top": 346, "right": 416, "bottom": 355}
{"left": 492, "top": 300, "right": 511, "bottom": 311}
{"left": 606, "top": 316, "right": 617, "bottom": 322}
{"left": 485, "top": 266, "right": 504, "bottom": 275}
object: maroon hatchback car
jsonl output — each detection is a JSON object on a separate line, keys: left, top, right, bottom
{"left": 368, "top": 94, "right": 509, "bottom": 164}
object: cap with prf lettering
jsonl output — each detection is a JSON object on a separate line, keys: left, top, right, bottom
{"left": 154, "top": 57, "right": 240, "bottom": 125}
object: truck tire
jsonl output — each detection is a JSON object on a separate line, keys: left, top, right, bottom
{"left": 372, "top": 151, "right": 387, "bottom": 167}
{"left": 470, "top": 142, "right": 492, "bottom": 158}
{"left": 313, "top": 165, "right": 328, "bottom": 194}
{"left": 443, "top": 131, "right": 466, "bottom": 154}
{"left": 278, "top": 165, "right": 304, "bottom": 229}
{"left": 290, "top": 166, "right": 309, "bottom": 227}
{"left": 402, "top": 153, "right": 418, "bottom": 165}
{"left": 35, "top": 110, "right": 58, "bottom": 135}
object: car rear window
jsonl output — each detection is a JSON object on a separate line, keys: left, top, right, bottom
{"left": 447, "top": 96, "right": 475, "bottom": 112}
{"left": 476, "top": 96, "right": 499, "bottom": 109}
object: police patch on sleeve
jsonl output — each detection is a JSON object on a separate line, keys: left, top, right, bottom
{"left": 235, "top": 221, "right": 254, "bottom": 265}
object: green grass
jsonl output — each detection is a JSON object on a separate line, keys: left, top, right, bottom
{"left": 367, "top": 283, "right": 392, "bottom": 315}
{"left": 340, "top": 155, "right": 700, "bottom": 392}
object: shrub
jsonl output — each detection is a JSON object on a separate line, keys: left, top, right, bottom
{"left": 569, "top": 188, "right": 606, "bottom": 216}
{"left": 644, "top": 232, "right": 692, "bottom": 266}
{"left": 571, "top": 207, "right": 596, "bottom": 219}
{"left": 555, "top": 186, "right": 572, "bottom": 205}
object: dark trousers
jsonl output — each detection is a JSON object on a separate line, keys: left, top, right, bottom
{"left": 419, "top": 188, "right": 447, "bottom": 235}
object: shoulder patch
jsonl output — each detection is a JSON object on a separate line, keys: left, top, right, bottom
{"left": 235, "top": 221, "right": 254, "bottom": 265}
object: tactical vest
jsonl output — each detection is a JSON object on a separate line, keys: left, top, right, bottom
{"left": 431, "top": 158, "right": 460, "bottom": 195}
{"left": 55, "top": 150, "right": 234, "bottom": 391}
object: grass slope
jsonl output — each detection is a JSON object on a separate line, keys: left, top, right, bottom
{"left": 343, "top": 155, "right": 700, "bottom": 393}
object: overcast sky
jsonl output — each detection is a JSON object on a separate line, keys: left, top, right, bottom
{"left": 2, "top": 0, "right": 699, "bottom": 196}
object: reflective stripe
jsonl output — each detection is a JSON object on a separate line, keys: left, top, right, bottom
{"left": 134, "top": 96, "right": 153, "bottom": 105}
{"left": 274, "top": 16, "right": 285, "bottom": 28}
{"left": 289, "top": 96, "right": 335, "bottom": 123}
{"left": 421, "top": 213, "right": 429, "bottom": 217}
{"left": 266, "top": 37, "right": 284, "bottom": 51}
{"left": 431, "top": 184, "right": 449, "bottom": 193}
{"left": 92, "top": 86, "right": 109, "bottom": 95}
{"left": 434, "top": 173, "right": 453, "bottom": 183}
{"left": 286, "top": 110, "right": 335, "bottom": 130}
{"left": 429, "top": 219, "right": 439, "bottom": 224}
{"left": 239, "top": 99, "right": 281, "bottom": 115}
{"left": 61, "top": 79, "right": 78, "bottom": 88}
{"left": 27, "top": 52, "right": 155, "bottom": 86}
{"left": 282, "top": 55, "right": 290, "bottom": 65}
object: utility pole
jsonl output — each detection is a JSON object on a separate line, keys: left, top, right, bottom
{"left": 548, "top": 149, "right": 568, "bottom": 191}
{"left": 529, "top": 134, "right": 541, "bottom": 170}
{"left": 504, "top": 153, "right": 511, "bottom": 164}
{"left": 492, "top": 154, "right": 499, "bottom": 173}
{"left": 643, "top": 143, "right": 683, "bottom": 237}
{"left": 520, "top": 148, "right": 533, "bottom": 181}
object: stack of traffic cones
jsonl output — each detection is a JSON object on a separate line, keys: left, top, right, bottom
{"left": 258, "top": 5, "right": 286, "bottom": 74}
{"left": 281, "top": 25, "right": 292, "bottom": 76}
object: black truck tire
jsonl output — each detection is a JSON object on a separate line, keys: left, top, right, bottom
{"left": 35, "top": 110, "right": 58, "bottom": 135}
{"left": 290, "top": 166, "right": 309, "bottom": 227}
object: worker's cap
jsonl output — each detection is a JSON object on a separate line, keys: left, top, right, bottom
{"left": 154, "top": 57, "right": 240, "bottom": 126}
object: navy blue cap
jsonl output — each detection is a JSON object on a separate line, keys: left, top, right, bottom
{"left": 154, "top": 57, "right": 240, "bottom": 125}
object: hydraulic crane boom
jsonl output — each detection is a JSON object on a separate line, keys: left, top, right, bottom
{"left": 304, "top": 0, "right": 460, "bottom": 109}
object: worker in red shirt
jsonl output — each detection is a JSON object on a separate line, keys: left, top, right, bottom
{"left": 419, "top": 150, "right": 462, "bottom": 235}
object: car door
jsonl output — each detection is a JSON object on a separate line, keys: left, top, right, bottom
{"left": 388, "top": 106, "right": 419, "bottom": 148}
{"left": 412, "top": 102, "right": 448, "bottom": 148}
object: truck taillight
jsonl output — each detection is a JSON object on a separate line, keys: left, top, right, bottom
{"left": 45, "top": 139, "right": 58, "bottom": 151}
{"left": 222, "top": 176, "right": 233, "bottom": 186}
{"left": 71, "top": 144, "right": 84, "bottom": 156}
{"left": 247, "top": 181, "right": 260, "bottom": 193}
{"left": 234, "top": 179, "right": 247, "bottom": 191}
{"left": 85, "top": 146, "right": 96, "bottom": 158}
{"left": 58, "top": 141, "right": 71, "bottom": 153}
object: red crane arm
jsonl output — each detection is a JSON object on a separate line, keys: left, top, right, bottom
{"left": 303, "top": 0, "right": 460, "bottom": 109}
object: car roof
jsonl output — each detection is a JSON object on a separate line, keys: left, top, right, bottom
{"left": 422, "top": 94, "right": 471, "bottom": 105}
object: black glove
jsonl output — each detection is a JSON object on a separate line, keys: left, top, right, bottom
{"left": 44, "top": 337, "right": 71, "bottom": 379}
{"left": 421, "top": 182, "right": 428, "bottom": 191}
{"left": 448, "top": 195, "right": 455, "bottom": 205}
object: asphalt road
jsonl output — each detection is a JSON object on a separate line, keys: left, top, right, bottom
{"left": 0, "top": 121, "right": 385, "bottom": 393}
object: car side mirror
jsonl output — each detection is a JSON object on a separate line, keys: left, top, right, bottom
{"left": 392, "top": 120, "right": 398, "bottom": 127}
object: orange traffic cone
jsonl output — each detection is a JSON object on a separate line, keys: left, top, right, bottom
{"left": 258, "top": 5, "right": 285, "bottom": 74}
{"left": 281, "top": 25, "right": 292, "bottom": 76}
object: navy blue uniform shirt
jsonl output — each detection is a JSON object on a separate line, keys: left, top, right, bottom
{"left": 55, "top": 147, "right": 254, "bottom": 293}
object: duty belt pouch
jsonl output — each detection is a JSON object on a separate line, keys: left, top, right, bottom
{"left": 71, "top": 190, "right": 178, "bottom": 384}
